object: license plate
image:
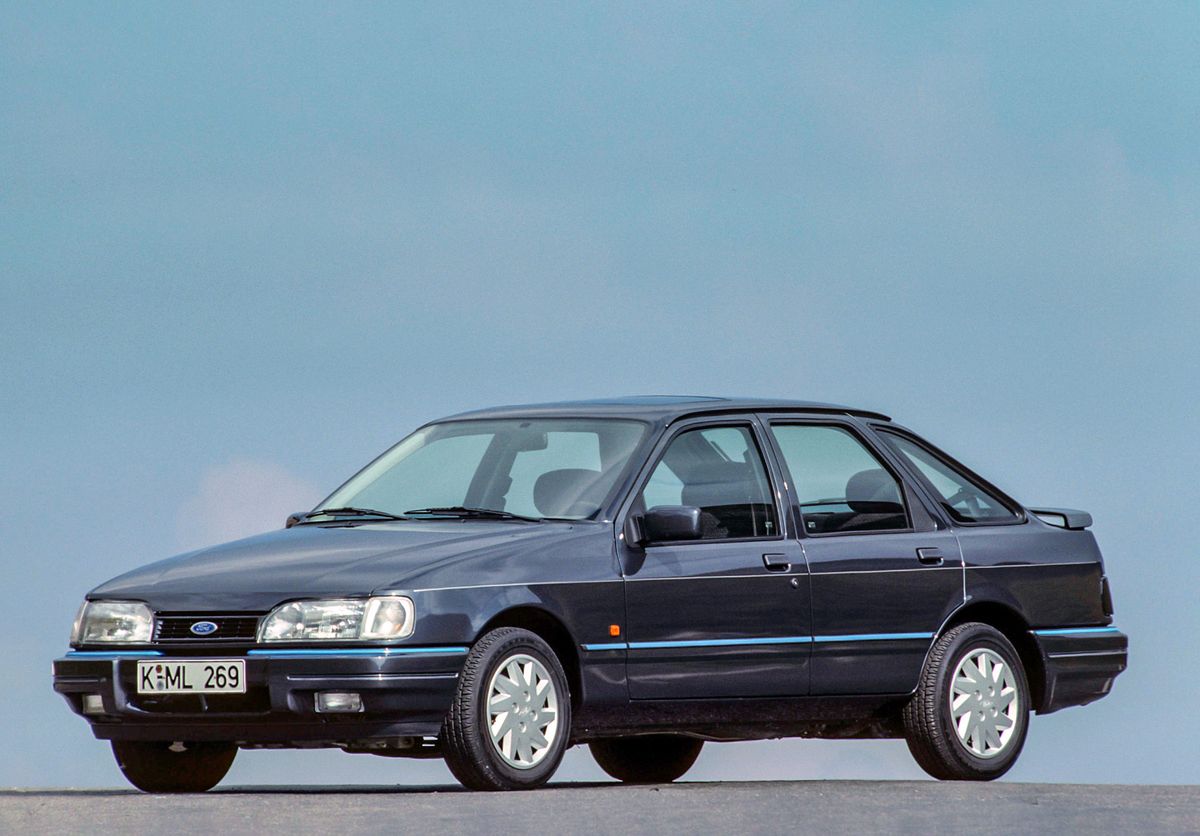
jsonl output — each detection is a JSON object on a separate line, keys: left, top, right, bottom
{"left": 136, "top": 660, "right": 246, "bottom": 694}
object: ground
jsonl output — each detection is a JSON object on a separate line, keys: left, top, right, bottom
{"left": 4, "top": 781, "right": 1198, "bottom": 834}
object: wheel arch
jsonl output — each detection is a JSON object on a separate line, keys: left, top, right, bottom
{"left": 479, "top": 606, "right": 583, "bottom": 710}
{"left": 935, "top": 600, "right": 1046, "bottom": 712}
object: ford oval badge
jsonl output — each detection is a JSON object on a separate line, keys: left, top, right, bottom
{"left": 190, "top": 620, "right": 219, "bottom": 636}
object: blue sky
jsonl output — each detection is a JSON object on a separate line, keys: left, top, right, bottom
{"left": 2, "top": 2, "right": 1197, "bottom": 786}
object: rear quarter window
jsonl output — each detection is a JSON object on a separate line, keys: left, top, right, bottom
{"left": 876, "top": 430, "right": 1020, "bottom": 525}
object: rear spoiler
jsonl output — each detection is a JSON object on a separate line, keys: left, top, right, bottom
{"left": 1029, "top": 507, "right": 1093, "bottom": 530}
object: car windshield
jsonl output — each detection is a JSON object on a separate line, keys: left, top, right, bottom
{"left": 311, "top": 418, "right": 649, "bottom": 522}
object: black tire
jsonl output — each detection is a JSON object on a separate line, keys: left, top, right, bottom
{"left": 590, "top": 735, "right": 703, "bottom": 784}
{"left": 111, "top": 740, "right": 236, "bottom": 793}
{"left": 441, "top": 627, "right": 572, "bottom": 791}
{"left": 902, "top": 622, "right": 1030, "bottom": 780}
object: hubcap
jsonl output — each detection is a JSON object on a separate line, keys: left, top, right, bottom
{"left": 486, "top": 653, "right": 559, "bottom": 769}
{"left": 949, "top": 647, "right": 1020, "bottom": 759}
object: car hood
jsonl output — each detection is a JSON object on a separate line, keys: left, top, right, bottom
{"left": 89, "top": 521, "right": 584, "bottom": 611}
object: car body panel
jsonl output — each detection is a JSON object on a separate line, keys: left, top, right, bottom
{"left": 801, "top": 531, "right": 964, "bottom": 694}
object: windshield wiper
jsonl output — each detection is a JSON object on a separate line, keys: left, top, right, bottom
{"left": 404, "top": 506, "right": 544, "bottom": 523}
{"left": 303, "top": 507, "right": 409, "bottom": 522}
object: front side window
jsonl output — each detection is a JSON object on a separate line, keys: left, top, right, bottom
{"left": 316, "top": 418, "right": 648, "bottom": 521}
{"left": 877, "top": 431, "right": 1019, "bottom": 524}
{"left": 770, "top": 424, "right": 909, "bottom": 534}
{"left": 638, "top": 425, "right": 777, "bottom": 540}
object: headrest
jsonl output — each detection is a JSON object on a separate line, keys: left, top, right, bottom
{"left": 533, "top": 468, "right": 604, "bottom": 518}
{"left": 681, "top": 462, "right": 757, "bottom": 509}
{"left": 845, "top": 468, "right": 904, "bottom": 514}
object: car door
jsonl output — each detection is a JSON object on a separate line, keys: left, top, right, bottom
{"left": 764, "top": 418, "right": 964, "bottom": 695}
{"left": 618, "top": 417, "right": 810, "bottom": 699}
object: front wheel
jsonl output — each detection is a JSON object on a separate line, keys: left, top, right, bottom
{"left": 590, "top": 735, "right": 703, "bottom": 784}
{"left": 111, "top": 740, "right": 236, "bottom": 792}
{"left": 902, "top": 622, "right": 1030, "bottom": 780}
{"left": 441, "top": 627, "right": 572, "bottom": 790}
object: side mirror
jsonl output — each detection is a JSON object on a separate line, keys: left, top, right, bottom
{"left": 285, "top": 511, "right": 307, "bottom": 529}
{"left": 641, "top": 505, "right": 703, "bottom": 543}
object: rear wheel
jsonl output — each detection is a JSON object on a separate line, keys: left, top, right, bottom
{"left": 590, "top": 735, "right": 704, "bottom": 784}
{"left": 902, "top": 622, "right": 1030, "bottom": 780}
{"left": 441, "top": 627, "right": 572, "bottom": 790}
{"left": 111, "top": 740, "right": 236, "bottom": 793}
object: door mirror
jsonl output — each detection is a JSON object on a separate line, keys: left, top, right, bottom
{"left": 642, "top": 505, "right": 703, "bottom": 543}
{"left": 285, "top": 511, "right": 307, "bottom": 529}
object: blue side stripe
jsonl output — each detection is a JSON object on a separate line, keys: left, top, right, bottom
{"left": 813, "top": 632, "right": 933, "bottom": 643}
{"left": 1032, "top": 627, "right": 1121, "bottom": 637}
{"left": 66, "top": 650, "right": 164, "bottom": 658}
{"left": 247, "top": 647, "right": 469, "bottom": 657}
{"left": 581, "top": 633, "right": 934, "bottom": 651}
{"left": 631, "top": 636, "right": 813, "bottom": 650}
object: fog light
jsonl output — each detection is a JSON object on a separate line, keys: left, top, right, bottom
{"left": 82, "top": 694, "right": 105, "bottom": 715}
{"left": 315, "top": 692, "right": 363, "bottom": 713}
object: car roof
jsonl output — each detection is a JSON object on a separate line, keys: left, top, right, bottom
{"left": 440, "top": 396, "right": 891, "bottom": 423}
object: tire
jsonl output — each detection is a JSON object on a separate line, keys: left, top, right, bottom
{"left": 590, "top": 735, "right": 703, "bottom": 784}
{"left": 111, "top": 740, "right": 236, "bottom": 793}
{"left": 902, "top": 622, "right": 1030, "bottom": 780}
{"left": 442, "top": 627, "right": 572, "bottom": 790}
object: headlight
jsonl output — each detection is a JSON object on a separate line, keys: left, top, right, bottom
{"left": 258, "top": 596, "right": 414, "bottom": 642}
{"left": 72, "top": 601, "right": 154, "bottom": 644}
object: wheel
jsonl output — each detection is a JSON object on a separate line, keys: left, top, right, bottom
{"left": 902, "top": 622, "right": 1030, "bottom": 780}
{"left": 590, "top": 735, "right": 703, "bottom": 784}
{"left": 441, "top": 627, "right": 572, "bottom": 790}
{"left": 111, "top": 740, "right": 237, "bottom": 792}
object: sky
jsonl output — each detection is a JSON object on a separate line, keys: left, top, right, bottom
{"left": 1, "top": 2, "right": 1197, "bottom": 788}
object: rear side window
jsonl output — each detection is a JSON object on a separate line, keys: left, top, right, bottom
{"left": 639, "top": 425, "right": 778, "bottom": 540}
{"left": 877, "top": 431, "right": 1019, "bottom": 524}
{"left": 770, "top": 424, "right": 909, "bottom": 534}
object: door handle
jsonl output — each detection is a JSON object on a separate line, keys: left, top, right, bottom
{"left": 762, "top": 553, "right": 791, "bottom": 572}
{"left": 916, "top": 547, "right": 944, "bottom": 565}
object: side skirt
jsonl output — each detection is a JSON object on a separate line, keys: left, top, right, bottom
{"left": 572, "top": 695, "right": 909, "bottom": 742}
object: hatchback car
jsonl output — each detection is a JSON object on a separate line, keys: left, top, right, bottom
{"left": 55, "top": 396, "right": 1126, "bottom": 791}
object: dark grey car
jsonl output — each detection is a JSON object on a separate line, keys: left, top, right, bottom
{"left": 55, "top": 396, "right": 1127, "bottom": 791}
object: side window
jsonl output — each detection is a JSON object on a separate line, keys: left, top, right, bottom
{"left": 639, "top": 425, "right": 778, "bottom": 540}
{"left": 877, "top": 431, "right": 1018, "bottom": 524}
{"left": 770, "top": 424, "right": 909, "bottom": 534}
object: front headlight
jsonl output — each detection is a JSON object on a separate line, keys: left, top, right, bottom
{"left": 72, "top": 601, "right": 154, "bottom": 644}
{"left": 258, "top": 596, "right": 414, "bottom": 642}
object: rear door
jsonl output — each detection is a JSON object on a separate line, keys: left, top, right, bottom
{"left": 764, "top": 418, "right": 964, "bottom": 695}
{"left": 618, "top": 416, "right": 810, "bottom": 699}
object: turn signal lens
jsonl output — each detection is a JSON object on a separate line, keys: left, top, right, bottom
{"left": 361, "top": 597, "right": 415, "bottom": 640}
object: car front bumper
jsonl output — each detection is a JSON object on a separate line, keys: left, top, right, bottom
{"left": 1033, "top": 627, "right": 1128, "bottom": 714}
{"left": 52, "top": 647, "right": 467, "bottom": 744}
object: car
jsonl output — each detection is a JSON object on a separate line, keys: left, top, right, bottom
{"left": 54, "top": 396, "right": 1127, "bottom": 791}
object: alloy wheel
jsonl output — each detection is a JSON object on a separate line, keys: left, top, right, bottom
{"left": 485, "top": 653, "right": 559, "bottom": 769}
{"left": 949, "top": 647, "right": 1020, "bottom": 758}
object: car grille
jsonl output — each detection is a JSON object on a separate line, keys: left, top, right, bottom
{"left": 154, "top": 614, "right": 262, "bottom": 642}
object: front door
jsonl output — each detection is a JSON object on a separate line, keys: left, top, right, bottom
{"left": 620, "top": 419, "right": 811, "bottom": 699}
{"left": 765, "top": 420, "right": 964, "bottom": 695}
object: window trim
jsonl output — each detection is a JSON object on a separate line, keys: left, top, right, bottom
{"left": 620, "top": 416, "right": 786, "bottom": 546}
{"left": 870, "top": 425, "right": 1027, "bottom": 528}
{"left": 765, "top": 419, "right": 918, "bottom": 539}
